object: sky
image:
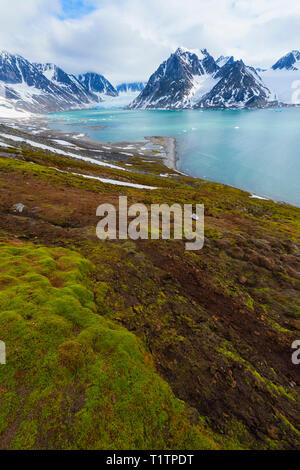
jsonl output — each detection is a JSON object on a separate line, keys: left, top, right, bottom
{"left": 0, "top": 0, "right": 299, "bottom": 85}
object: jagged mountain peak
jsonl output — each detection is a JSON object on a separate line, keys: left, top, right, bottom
{"left": 128, "top": 45, "right": 277, "bottom": 111}
{"left": 216, "top": 55, "right": 234, "bottom": 68}
{"left": 116, "top": 82, "right": 146, "bottom": 93}
{"left": 0, "top": 52, "right": 56, "bottom": 91}
{"left": 0, "top": 50, "right": 24, "bottom": 60}
{"left": 34, "top": 62, "right": 67, "bottom": 82}
{"left": 174, "top": 46, "right": 209, "bottom": 59}
{"left": 196, "top": 59, "right": 273, "bottom": 109}
{"left": 77, "top": 72, "right": 118, "bottom": 97}
{"left": 272, "top": 50, "right": 300, "bottom": 70}
{"left": 128, "top": 46, "right": 219, "bottom": 109}
{"left": 36, "top": 62, "right": 56, "bottom": 69}
{"left": 34, "top": 61, "right": 102, "bottom": 107}
{"left": 0, "top": 51, "right": 118, "bottom": 112}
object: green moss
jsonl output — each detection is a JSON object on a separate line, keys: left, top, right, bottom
{"left": 279, "top": 414, "right": 300, "bottom": 437}
{"left": 0, "top": 239, "right": 219, "bottom": 450}
{"left": 11, "top": 420, "right": 39, "bottom": 450}
{"left": 1, "top": 129, "right": 300, "bottom": 450}
{"left": 244, "top": 293, "right": 255, "bottom": 310}
{"left": 218, "top": 344, "right": 296, "bottom": 403}
{"left": 204, "top": 227, "right": 222, "bottom": 239}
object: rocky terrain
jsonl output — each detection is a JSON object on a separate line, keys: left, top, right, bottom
{"left": 0, "top": 51, "right": 118, "bottom": 113}
{"left": 129, "top": 48, "right": 300, "bottom": 109}
{"left": 1, "top": 48, "right": 300, "bottom": 114}
{"left": 116, "top": 82, "right": 146, "bottom": 93}
{"left": 0, "top": 123, "right": 299, "bottom": 449}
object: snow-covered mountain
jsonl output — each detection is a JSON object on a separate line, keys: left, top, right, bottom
{"left": 128, "top": 47, "right": 219, "bottom": 109}
{"left": 0, "top": 51, "right": 117, "bottom": 114}
{"left": 272, "top": 50, "right": 300, "bottom": 71}
{"left": 2, "top": 48, "right": 300, "bottom": 115}
{"left": 260, "top": 50, "right": 300, "bottom": 104}
{"left": 129, "top": 47, "right": 276, "bottom": 109}
{"left": 216, "top": 56, "right": 234, "bottom": 68}
{"left": 0, "top": 91, "right": 32, "bottom": 118}
{"left": 77, "top": 72, "right": 118, "bottom": 99}
{"left": 196, "top": 60, "right": 275, "bottom": 109}
{"left": 0, "top": 51, "right": 69, "bottom": 113}
{"left": 34, "top": 63, "right": 98, "bottom": 107}
{"left": 116, "top": 82, "right": 146, "bottom": 93}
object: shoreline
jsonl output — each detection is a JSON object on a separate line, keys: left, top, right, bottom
{"left": 145, "top": 136, "right": 178, "bottom": 171}
{"left": 0, "top": 114, "right": 180, "bottom": 173}
{"left": 0, "top": 115, "right": 180, "bottom": 174}
{"left": 0, "top": 113, "right": 299, "bottom": 207}
{"left": 42, "top": 115, "right": 299, "bottom": 206}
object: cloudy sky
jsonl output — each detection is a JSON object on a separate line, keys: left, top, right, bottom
{"left": 0, "top": 0, "right": 299, "bottom": 84}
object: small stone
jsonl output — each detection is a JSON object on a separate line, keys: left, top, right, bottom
{"left": 13, "top": 203, "right": 25, "bottom": 213}
{"left": 291, "top": 319, "right": 300, "bottom": 330}
{"left": 267, "top": 426, "right": 280, "bottom": 440}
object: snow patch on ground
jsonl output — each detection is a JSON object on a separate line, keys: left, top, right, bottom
{"left": 189, "top": 74, "right": 219, "bottom": 105}
{"left": 71, "top": 172, "right": 158, "bottom": 189}
{"left": 0, "top": 140, "right": 10, "bottom": 147}
{"left": 250, "top": 194, "right": 269, "bottom": 200}
{"left": 0, "top": 133, "right": 126, "bottom": 170}
{"left": 0, "top": 96, "right": 32, "bottom": 119}
{"left": 51, "top": 139, "right": 79, "bottom": 147}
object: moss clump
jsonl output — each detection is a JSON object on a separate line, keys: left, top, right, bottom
{"left": 0, "top": 239, "right": 218, "bottom": 450}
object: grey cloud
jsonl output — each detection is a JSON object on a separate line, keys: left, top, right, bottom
{"left": 0, "top": 0, "right": 299, "bottom": 85}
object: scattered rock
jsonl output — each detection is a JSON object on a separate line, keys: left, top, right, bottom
{"left": 267, "top": 426, "right": 280, "bottom": 441}
{"left": 12, "top": 203, "right": 25, "bottom": 213}
{"left": 227, "top": 246, "right": 245, "bottom": 260}
{"left": 239, "top": 276, "right": 247, "bottom": 285}
{"left": 290, "top": 319, "right": 300, "bottom": 330}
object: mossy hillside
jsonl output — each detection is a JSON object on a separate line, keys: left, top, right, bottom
{"left": 0, "top": 239, "right": 219, "bottom": 450}
{"left": 77, "top": 239, "right": 299, "bottom": 449}
{"left": 1, "top": 148, "right": 300, "bottom": 248}
{"left": 0, "top": 134, "right": 299, "bottom": 449}
{"left": 0, "top": 148, "right": 182, "bottom": 192}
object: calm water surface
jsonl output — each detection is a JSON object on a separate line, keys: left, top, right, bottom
{"left": 48, "top": 107, "right": 300, "bottom": 207}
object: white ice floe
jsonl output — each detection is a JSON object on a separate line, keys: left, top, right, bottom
{"left": 71, "top": 172, "right": 157, "bottom": 189}
{"left": 0, "top": 133, "right": 125, "bottom": 171}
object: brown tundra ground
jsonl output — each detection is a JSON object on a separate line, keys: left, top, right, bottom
{"left": 0, "top": 123, "right": 299, "bottom": 450}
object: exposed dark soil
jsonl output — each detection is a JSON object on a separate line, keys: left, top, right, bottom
{"left": 0, "top": 129, "right": 299, "bottom": 449}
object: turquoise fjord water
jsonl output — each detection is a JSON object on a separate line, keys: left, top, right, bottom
{"left": 48, "top": 107, "right": 300, "bottom": 207}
